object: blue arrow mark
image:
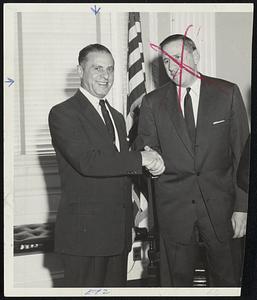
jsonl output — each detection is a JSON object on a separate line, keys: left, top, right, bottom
{"left": 5, "top": 77, "right": 15, "bottom": 87}
{"left": 90, "top": 5, "right": 101, "bottom": 15}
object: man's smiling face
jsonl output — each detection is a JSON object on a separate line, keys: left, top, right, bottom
{"left": 78, "top": 51, "right": 114, "bottom": 98}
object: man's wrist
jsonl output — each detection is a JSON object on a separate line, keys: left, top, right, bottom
{"left": 141, "top": 151, "right": 148, "bottom": 166}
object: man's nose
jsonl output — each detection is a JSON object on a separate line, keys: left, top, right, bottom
{"left": 168, "top": 60, "right": 172, "bottom": 70}
{"left": 101, "top": 69, "right": 109, "bottom": 79}
{"left": 168, "top": 60, "right": 175, "bottom": 71}
{"left": 170, "top": 59, "right": 180, "bottom": 72}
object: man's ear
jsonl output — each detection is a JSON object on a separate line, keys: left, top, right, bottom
{"left": 77, "top": 65, "right": 83, "bottom": 78}
{"left": 193, "top": 49, "right": 200, "bottom": 65}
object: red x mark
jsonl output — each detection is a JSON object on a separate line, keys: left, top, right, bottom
{"left": 150, "top": 25, "right": 202, "bottom": 108}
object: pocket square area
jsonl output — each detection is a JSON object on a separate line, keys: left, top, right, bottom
{"left": 213, "top": 120, "right": 225, "bottom": 125}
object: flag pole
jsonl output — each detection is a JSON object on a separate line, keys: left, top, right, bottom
{"left": 146, "top": 174, "right": 159, "bottom": 286}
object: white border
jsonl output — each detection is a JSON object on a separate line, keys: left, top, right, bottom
{"left": 4, "top": 2, "right": 253, "bottom": 297}
{"left": 4, "top": 3, "right": 254, "bottom": 13}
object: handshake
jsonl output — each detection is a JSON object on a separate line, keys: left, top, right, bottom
{"left": 141, "top": 146, "right": 165, "bottom": 176}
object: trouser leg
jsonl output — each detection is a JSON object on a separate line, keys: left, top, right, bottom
{"left": 104, "top": 249, "right": 128, "bottom": 287}
{"left": 159, "top": 231, "right": 199, "bottom": 287}
{"left": 204, "top": 237, "right": 237, "bottom": 286}
{"left": 203, "top": 236, "right": 244, "bottom": 287}
{"left": 194, "top": 192, "right": 243, "bottom": 287}
{"left": 231, "top": 237, "right": 245, "bottom": 286}
{"left": 61, "top": 249, "right": 128, "bottom": 287}
{"left": 62, "top": 254, "right": 106, "bottom": 287}
{"left": 196, "top": 214, "right": 239, "bottom": 287}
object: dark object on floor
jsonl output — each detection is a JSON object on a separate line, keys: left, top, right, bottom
{"left": 14, "top": 223, "right": 55, "bottom": 255}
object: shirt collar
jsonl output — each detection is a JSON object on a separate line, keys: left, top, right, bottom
{"left": 176, "top": 76, "right": 201, "bottom": 97}
{"left": 189, "top": 76, "right": 201, "bottom": 97}
{"left": 79, "top": 86, "right": 101, "bottom": 103}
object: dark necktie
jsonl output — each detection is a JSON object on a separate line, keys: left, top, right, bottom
{"left": 99, "top": 99, "right": 116, "bottom": 144}
{"left": 184, "top": 87, "right": 196, "bottom": 144}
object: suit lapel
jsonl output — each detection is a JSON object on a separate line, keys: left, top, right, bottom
{"left": 75, "top": 90, "right": 114, "bottom": 146}
{"left": 196, "top": 75, "right": 216, "bottom": 144}
{"left": 164, "top": 83, "right": 194, "bottom": 158}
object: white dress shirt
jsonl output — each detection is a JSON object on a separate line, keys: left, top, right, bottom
{"left": 79, "top": 87, "right": 120, "bottom": 151}
{"left": 177, "top": 77, "right": 201, "bottom": 126}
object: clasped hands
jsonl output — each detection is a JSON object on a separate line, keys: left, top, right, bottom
{"left": 141, "top": 146, "right": 165, "bottom": 176}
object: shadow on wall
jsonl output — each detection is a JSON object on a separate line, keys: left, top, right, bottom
{"left": 37, "top": 68, "right": 80, "bottom": 287}
{"left": 37, "top": 155, "right": 65, "bottom": 287}
{"left": 36, "top": 69, "right": 80, "bottom": 287}
{"left": 149, "top": 56, "right": 170, "bottom": 90}
{"left": 246, "top": 87, "right": 251, "bottom": 122}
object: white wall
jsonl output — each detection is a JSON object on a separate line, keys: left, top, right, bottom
{"left": 215, "top": 12, "right": 253, "bottom": 120}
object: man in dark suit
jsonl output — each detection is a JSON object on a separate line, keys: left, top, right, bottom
{"left": 136, "top": 35, "right": 249, "bottom": 287}
{"left": 48, "top": 44, "right": 164, "bottom": 287}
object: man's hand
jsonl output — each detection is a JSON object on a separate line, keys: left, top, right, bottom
{"left": 231, "top": 211, "right": 247, "bottom": 238}
{"left": 141, "top": 146, "right": 165, "bottom": 176}
{"left": 141, "top": 146, "right": 158, "bottom": 166}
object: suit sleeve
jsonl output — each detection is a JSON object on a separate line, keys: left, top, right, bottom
{"left": 49, "top": 106, "right": 142, "bottom": 177}
{"left": 230, "top": 84, "right": 250, "bottom": 212}
{"left": 135, "top": 95, "right": 161, "bottom": 153}
{"left": 237, "top": 135, "right": 250, "bottom": 193}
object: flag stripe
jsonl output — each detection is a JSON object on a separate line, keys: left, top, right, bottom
{"left": 129, "top": 25, "right": 142, "bottom": 41}
{"left": 128, "top": 59, "right": 144, "bottom": 80}
{"left": 128, "top": 47, "right": 141, "bottom": 68}
{"left": 128, "top": 12, "right": 140, "bottom": 30}
{"left": 128, "top": 34, "right": 143, "bottom": 53}
{"left": 127, "top": 81, "right": 146, "bottom": 113}
{"left": 128, "top": 26, "right": 137, "bottom": 42}
{"left": 127, "top": 12, "right": 148, "bottom": 229}
{"left": 127, "top": 13, "right": 146, "bottom": 101}
{"left": 129, "top": 71, "right": 144, "bottom": 93}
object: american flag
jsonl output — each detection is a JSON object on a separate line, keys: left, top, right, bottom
{"left": 127, "top": 12, "right": 148, "bottom": 228}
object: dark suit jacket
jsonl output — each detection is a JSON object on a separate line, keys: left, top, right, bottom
{"left": 237, "top": 135, "right": 251, "bottom": 193}
{"left": 136, "top": 75, "right": 249, "bottom": 244}
{"left": 49, "top": 90, "right": 142, "bottom": 256}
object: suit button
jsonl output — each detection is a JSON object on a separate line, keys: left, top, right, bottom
{"left": 192, "top": 200, "right": 195, "bottom": 204}
{"left": 122, "top": 204, "right": 125, "bottom": 208}
{"left": 196, "top": 172, "right": 200, "bottom": 176}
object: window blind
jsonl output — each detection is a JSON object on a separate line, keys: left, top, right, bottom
{"left": 16, "top": 12, "right": 98, "bottom": 155}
